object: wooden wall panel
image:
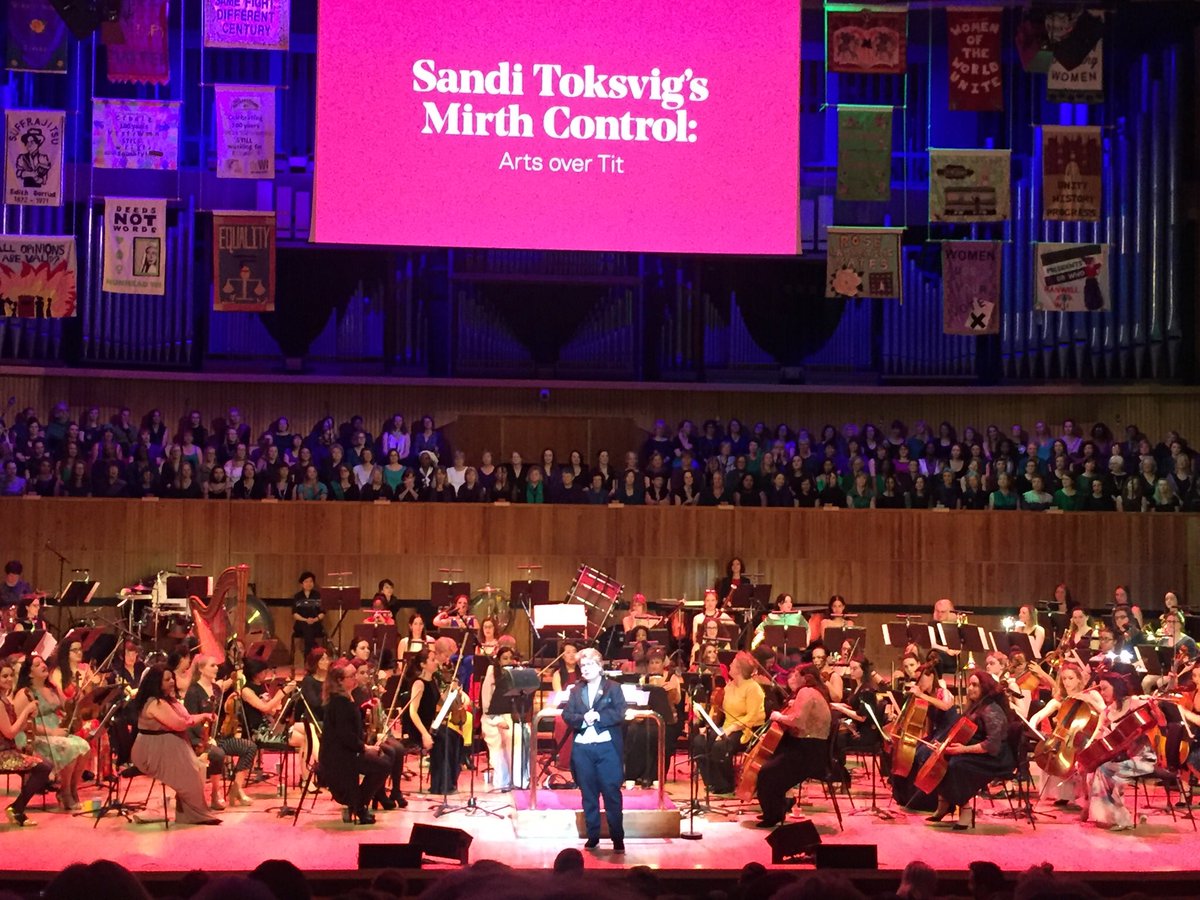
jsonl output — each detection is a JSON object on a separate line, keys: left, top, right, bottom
{"left": 6, "top": 500, "right": 1195, "bottom": 660}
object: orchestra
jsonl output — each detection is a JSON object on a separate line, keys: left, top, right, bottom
{"left": 0, "top": 552, "right": 1194, "bottom": 849}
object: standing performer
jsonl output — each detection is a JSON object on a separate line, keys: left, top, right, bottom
{"left": 292, "top": 572, "right": 325, "bottom": 656}
{"left": 562, "top": 648, "right": 627, "bottom": 853}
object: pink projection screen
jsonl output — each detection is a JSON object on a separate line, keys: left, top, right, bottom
{"left": 312, "top": 0, "right": 801, "bottom": 255}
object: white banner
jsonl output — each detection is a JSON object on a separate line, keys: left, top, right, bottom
{"left": 92, "top": 99, "right": 180, "bottom": 170}
{"left": 215, "top": 85, "right": 276, "bottom": 179}
{"left": 103, "top": 197, "right": 167, "bottom": 295}
{"left": 5, "top": 109, "right": 65, "bottom": 206}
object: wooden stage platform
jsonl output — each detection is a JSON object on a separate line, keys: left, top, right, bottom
{"left": 3, "top": 760, "right": 1199, "bottom": 894}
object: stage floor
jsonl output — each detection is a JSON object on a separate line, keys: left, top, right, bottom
{"left": 2, "top": 763, "right": 1200, "bottom": 880}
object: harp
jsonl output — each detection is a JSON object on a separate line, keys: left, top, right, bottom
{"left": 189, "top": 564, "right": 250, "bottom": 664}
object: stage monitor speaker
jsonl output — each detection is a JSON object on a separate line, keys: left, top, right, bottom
{"left": 815, "top": 843, "right": 878, "bottom": 870}
{"left": 357, "top": 843, "right": 424, "bottom": 869}
{"left": 765, "top": 820, "right": 821, "bottom": 864}
{"left": 410, "top": 823, "right": 472, "bottom": 865}
{"left": 48, "top": 0, "right": 102, "bottom": 39}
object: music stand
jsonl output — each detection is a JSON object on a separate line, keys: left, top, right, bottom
{"left": 0, "top": 631, "right": 42, "bottom": 658}
{"left": 760, "top": 624, "right": 807, "bottom": 654}
{"left": 503, "top": 666, "right": 539, "bottom": 791}
{"left": 824, "top": 627, "right": 867, "bottom": 657}
{"left": 61, "top": 626, "right": 106, "bottom": 655}
{"left": 246, "top": 639, "right": 277, "bottom": 664}
{"left": 322, "top": 586, "right": 360, "bottom": 653}
{"left": 60, "top": 580, "right": 100, "bottom": 606}
{"left": 511, "top": 580, "right": 550, "bottom": 606}
{"left": 1135, "top": 647, "right": 1165, "bottom": 677}
{"left": 750, "top": 584, "right": 773, "bottom": 609}
{"left": 726, "top": 583, "right": 754, "bottom": 610}
{"left": 354, "top": 623, "right": 398, "bottom": 667}
{"left": 431, "top": 582, "right": 472, "bottom": 608}
{"left": 992, "top": 630, "right": 1038, "bottom": 660}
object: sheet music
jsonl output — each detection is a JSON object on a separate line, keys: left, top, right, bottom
{"left": 431, "top": 685, "right": 459, "bottom": 730}
{"left": 694, "top": 699, "right": 724, "bottom": 737}
{"left": 620, "top": 684, "right": 650, "bottom": 707}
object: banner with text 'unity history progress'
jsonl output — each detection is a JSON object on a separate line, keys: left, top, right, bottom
{"left": 312, "top": 0, "right": 801, "bottom": 255}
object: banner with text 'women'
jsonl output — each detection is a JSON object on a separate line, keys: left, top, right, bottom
{"left": 312, "top": 0, "right": 801, "bottom": 255}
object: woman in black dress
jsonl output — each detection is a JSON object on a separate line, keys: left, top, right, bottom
{"left": 319, "top": 660, "right": 391, "bottom": 825}
{"left": 407, "top": 649, "right": 463, "bottom": 795}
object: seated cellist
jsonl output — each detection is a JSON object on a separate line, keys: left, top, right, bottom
{"left": 690, "top": 651, "right": 764, "bottom": 795}
{"left": 755, "top": 663, "right": 832, "bottom": 828}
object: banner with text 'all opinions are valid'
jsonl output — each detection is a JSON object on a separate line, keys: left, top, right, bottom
{"left": 0, "top": 236, "right": 77, "bottom": 318}
{"left": 311, "top": 0, "right": 802, "bottom": 255}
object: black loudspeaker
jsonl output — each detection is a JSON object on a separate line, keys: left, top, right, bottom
{"left": 765, "top": 820, "right": 821, "bottom": 864}
{"left": 409, "top": 823, "right": 473, "bottom": 865}
{"left": 357, "top": 843, "right": 424, "bottom": 869}
{"left": 48, "top": 0, "right": 101, "bottom": 39}
{"left": 815, "top": 843, "right": 879, "bottom": 870}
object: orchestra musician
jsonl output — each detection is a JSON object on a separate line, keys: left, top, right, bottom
{"left": 1087, "top": 674, "right": 1157, "bottom": 831}
{"left": 983, "top": 650, "right": 1031, "bottom": 719}
{"left": 365, "top": 595, "right": 394, "bottom": 627}
{"left": 692, "top": 650, "right": 765, "bottom": 795}
{"left": 1111, "top": 585, "right": 1145, "bottom": 631}
{"left": 692, "top": 641, "right": 729, "bottom": 683}
{"left": 891, "top": 661, "right": 956, "bottom": 810}
{"left": 1028, "top": 661, "right": 1103, "bottom": 806}
{"left": 1111, "top": 607, "right": 1144, "bottom": 656}
{"left": 716, "top": 557, "right": 751, "bottom": 606}
{"left": 112, "top": 641, "right": 145, "bottom": 690}
{"left": 14, "top": 654, "right": 89, "bottom": 810}
{"left": 129, "top": 664, "right": 221, "bottom": 825}
{"left": 407, "top": 648, "right": 462, "bottom": 795}
{"left": 292, "top": 572, "right": 325, "bottom": 656}
{"left": 820, "top": 594, "right": 852, "bottom": 642}
{"left": 892, "top": 651, "right": 922, "bottom": 694}
{"left": 1142, "top": 611, "right": 1199, "bottom": 694}
{"left": 928, "top": 598, "right": 962, "bottom": 678}
{"left": 480, "top": 638, "right": 527, "bottom": 791}
{"left": 319, "top": 660, "right": 390, "bottom": 825}
{"left": 351, "top": 662, "right": 407, "bottom": 810}
{"left": 1013, "top": 605, "right": 1046, "bottom": 658}
{"left": 397, "top": 613, "right": 428, "bottom": 657}
{"left": 1163, "top": 591, "right": 1186, "bottom": 630}
{"left": 433, "top": 594, "right": 477, "bottom": 630}
{"left": 239, "top": 659, "right": 303, "bottom": 753}
{"left": 926, "top": 671, "right": 1015, "bottom": 830}
{"left": 832, "top": 657, "right": 889, "bottom": 757}
{"left": 808, "top": 642, "right": 844, "bottom": 703}
{"left": 184, "top": 655, "right": 255, "bottom": 809}
{"left": 0, "top": 561, "right": 32, "bottom": 609}
{"left": 691, "top": 589, "right": 734, "bottom": 643}
{"left": 757, "top": 663, "right": 832, "bottom": 828}
{"left": 370, "top": 579, "right": 397, "bottom": 625}
{"left": 0, "top": 657, "right": 53, "bottom": 827}
{"left": 620, "top": 594, "right": 657, "bottom": 635}
{"left": 691, "top": 619, "right": 728, "bottom": 665}
{"left": 298, "top": 647, "right": 329, "bottom": 730}
{"left": 1062, "top": 607, "right": 1095, "bottom": 655}
{"left": 752, "top": 594, "right": 806, "bottom": 651}
{"left": 562, "top": 647, "right": 627, "bottom": 853}
{"left": 478, "top": 617, "right": 501, "bottom": 658}
{"left": 168, "top": 648, "right": 195, "bottom": 699}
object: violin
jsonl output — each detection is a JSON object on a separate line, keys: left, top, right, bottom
{"left": 1032, "top": 696, "right": 1099, "bottom": 779}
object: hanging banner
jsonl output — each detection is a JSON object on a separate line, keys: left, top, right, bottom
{"left": 826, "top": 227, "right": 904, "bottom": 300}
{"left": 5, "top": 110, "right": 65, "bottom": 207}
{"left": 106, "top": 0, "right": 170, "bottom": 85}
{"left": 836, "top": 105, "right": 892, "bottom": 202}
{"left": 1042, "top": 125, "right": 1102, "bottom": 221}
{"left": 942, "top": 241, "right": 1001, "bottom": 335}
{"left": 214, "top": 85, "right": 276, "bottom": 179}
{"left": 6, "top": 0, "right": 68, "bottom": 74}
{"left": 946, "top": 7, "right": 1003, "bottom": 111}
{"left": 928, "top": 149, "right": 1010, "bottom": 223}
{"left": 1046, "top": 11, "right": 1104, "bottom": 103}
{"left": 826, "top": 6, "right": 906, "bottom": 75}
{"left": 1034, "top": 243, "right": 1109, "bottom": 313}
{"left": 0, "top": 236, "right": 77, "bottom": 318}
{"left": 92, "top": 99, "right": 181, "bottom": 170}
{"left": 103, "top": 198, "right": 168, "bottom": 295}
{"left": 204, "top": 0, "right": 290, "bottom": 51}
{"left": 213, "top": 211, "right": 275, "bottom": 312}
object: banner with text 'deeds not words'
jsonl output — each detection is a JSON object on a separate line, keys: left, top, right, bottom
{"left": 942, "top": 241, "right": 1001, "bottom": 336}
{"left": 826, "top": 227, "right": 904, "bottom": 300}
{"left": 213, "top": 211, "right": 275, "bottom": 312}
{"left": 103, "top": 197, "right": 168, "bottom": 295}
{"left": 836, "top": 105, "right": 892, "bottom": 202}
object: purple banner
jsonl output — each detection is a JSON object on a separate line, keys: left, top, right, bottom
{"left": 942, "top": 241, "right": 1001, "bottom": 335}
{"left": 6, "top": 0, "right": 68, "bottom": 73}
{"left": 106, "top": 0, "right": 170, "bottom": 85}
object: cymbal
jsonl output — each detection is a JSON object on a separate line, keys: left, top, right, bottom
{"left": 478, "top": 584, "right": 500, "bottom": 594}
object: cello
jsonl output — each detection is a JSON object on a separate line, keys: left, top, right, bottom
{"left": 1076, "top": 700, "right": 1166, "bottom": 774}
{"left": 735, "top": 722, "right": 784, "bottom": 800}
{"left": 1032, "top": 697, "right": 1100, "bottom": 779}
{"left": 888, "top": 693, "right": 930, "bottom": 778}
{"left": 913, "top": 716, "right": 978, "bottom": 795}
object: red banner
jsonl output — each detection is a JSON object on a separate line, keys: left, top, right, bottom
{"left": 827, "top": 7, "right": 907, "bottom": 75}
{"left": 105, "top": 0, "right": 169, "bottom": 85}
{"left": 946, "top": 7, "right": 1003, "bottom": 111}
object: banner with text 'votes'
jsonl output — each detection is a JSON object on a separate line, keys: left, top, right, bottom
{"left": 826, "top": 227, "right": 904, "bottom": 301}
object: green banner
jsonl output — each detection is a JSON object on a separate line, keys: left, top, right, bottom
{"left": 836, "top": 106, "right": 892, "bottom": 202}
